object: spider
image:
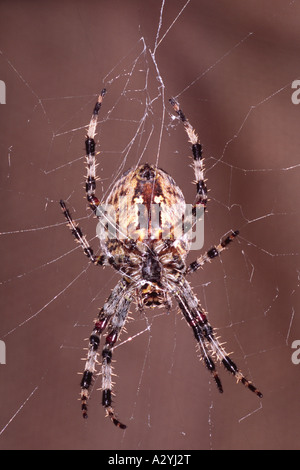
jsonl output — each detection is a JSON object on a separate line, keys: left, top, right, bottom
{"left": 60, "top": 89, "right": 262, "bottom": 429}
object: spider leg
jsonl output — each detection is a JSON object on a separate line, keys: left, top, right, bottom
{"left": 80, "top": 278, "right": 132, "bottom": 429}
{"left": 175, "top": 288, "right": 223, "bottom": 393}
{"left": 169, "top": 98, "right": 241, "bottom": 274}
{"left": 85, "top": 89, "right": 106, "bottom": 215}
{"left": 203, "top": 325, "right": 263, "bottom": 398}
{"left": 60, "top": 200, "right": 102, "bottom": 264}
{"left": 187, "top": 230, "right": 239, "bottom": 274}
{"left": 60, "top": 197, "right": 124, "bottom": 270}
{"left": 172, "top": 279, "right": 262, "bottom": 398}
{"left": 169, "top": 97, "right": 207, "bottom": 212}
{"left": 101, "top": 297, "right": 131, "bottom": 430}
{"left": 60, "top": 91, "right": 110, "bottom": 265}
{"left": 60, "top": 200, "right": 106, "bottom": 265}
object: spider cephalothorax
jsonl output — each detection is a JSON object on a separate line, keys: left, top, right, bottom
{"left": 60, "top": 89, "right": 262, "bottom": 429}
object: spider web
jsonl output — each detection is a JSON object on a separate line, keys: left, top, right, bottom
{"left": 0, "top": 0, "right": 300, "bottom": 451}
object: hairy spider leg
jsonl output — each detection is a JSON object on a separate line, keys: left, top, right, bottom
{"left": 173, "top": 279, "right": 262, "bottom": 398}
{"left": 101, "top": 290, "right": 132, "bottom": 429}
{"left": 187, "top": 230, "right": 239, "bottom": 274}
{"left": 60, "top": 199, "right": 128, "bottom": 271}
{"left": 82, "top": 89, "right": 136, "bottom": 270}
{"left": 169, "top": 99, "right": 240, "bottom": 275}
{"left": 80, "top": 279, "right": 131, "bottom": 429}
{"left": 60, "top": 90, "right": 122, "bottom": 269}
{"left": 85, "top": 88, "right": 106, "bottom": 214}
{"left": 169, "top": 98, "right": 207, "bottom": 212}
{"left": 176, "top": 289, "right": 223, "bottom": 393}
{"left": 60, "top": 200, "right": 105, "bottom": 265}
{"left": 204, "top": 328, "right": 263, "bottom": 398}
{"left": 59, "top": 90, "right": 106, "bottom": 262}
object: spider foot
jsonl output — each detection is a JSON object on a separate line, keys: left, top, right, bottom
{"left": 92, "top": 88, "right": 106, "bottom": 117}
{"left": 222, "top": 355, "right": 263, "bottom": 398}
{"left": 221, "top": 230, "right": 239, "bottom": 248}
{"left": 169, "top": 97, "right": 186, "bottom": 122}
{"left": 81, "top": 397, "right": 89, "bottom": 419}
{"left": 106, "top": 406, "right": 127, "bottom": 430}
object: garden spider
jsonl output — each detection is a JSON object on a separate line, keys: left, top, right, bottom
{"left": 60, "top": 89, "right": 262, "bottom": 429}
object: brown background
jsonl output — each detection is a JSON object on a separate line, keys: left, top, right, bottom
{"left": 0, "top": 0, "right": 300, "bottom": 450}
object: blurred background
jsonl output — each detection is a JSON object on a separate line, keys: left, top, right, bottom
{"left": 0, "top": 0, "right": 299, "bottom": 450}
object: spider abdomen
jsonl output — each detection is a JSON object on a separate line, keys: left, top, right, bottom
{"left": 98, "top": 163, "right": 189, "bottom": 261}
